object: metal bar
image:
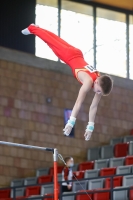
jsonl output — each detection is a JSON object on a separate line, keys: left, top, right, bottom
{"left": 0, "top": 141, "right": 54, "bottom": 152}
{"left": 0, "top": 141, "right": 58, "bottom": 199}
{"left": 58, "top": 0, "right": 61, "bottom": 37}
{"left": 58, "top": 0, "right": 61, "bottom": 62}
{"left": 126, "top": 14, "right": 130, "bottom": 79}
{"left": 93, "top": 6, "right": 97, "bottom": 68}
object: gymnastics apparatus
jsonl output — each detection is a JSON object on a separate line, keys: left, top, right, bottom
{"left": 0, "top": 141, "right": 93, "bottom": 200}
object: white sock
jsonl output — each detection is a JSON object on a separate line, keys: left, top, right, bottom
{"left": 21, "top": 28, "right": 31, "bottom": 35}
{"left": 21, "top": 24, "right": 39, "bottom": 35}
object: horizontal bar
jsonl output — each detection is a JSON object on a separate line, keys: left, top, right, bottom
{"left": 0, "top": 141, "right": 54, "bottom": 152}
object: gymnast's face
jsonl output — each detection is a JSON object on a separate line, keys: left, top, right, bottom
{"left": 93, "top": 78, "right": 102, "bottom": 95}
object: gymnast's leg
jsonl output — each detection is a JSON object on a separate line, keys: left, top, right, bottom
{"left": 21, "top": 24, "right": 73, "bottom": 62}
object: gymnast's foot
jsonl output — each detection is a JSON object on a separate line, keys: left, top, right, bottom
{"left": 21, "top": 24, "right": 39, "bottom": 35}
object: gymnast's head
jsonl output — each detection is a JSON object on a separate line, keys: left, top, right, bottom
{"left": 93, "top": 75, "right": 113, "bottom": 96}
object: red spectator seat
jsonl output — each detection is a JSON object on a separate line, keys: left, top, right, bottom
{"left": 129, "top": 187, "right": 133, "bottom": 200}
{"left": 49, "top": 166, "right": 64, "bottom": 175}
{"left": 38, "top": 175, "right": 53, "bottom": 184}
{"left": 130, "top": 129, "right": 133, "bottom": 135}
{"left": 73, "top": 171, "right": 85, "bottom": 179}
{"left": 125, "top": 156, "right": 133, "bottom": 165}
{"left": 105, "top": 176, "right": 122, "bottom": 188}
{"left": 100, "top": 168, "right": 116, "bottom": 176}
{"left": 1, "top": 199, "right": 12, "bottom": 200}
{"left": 0, "top": 189, "right": 10, "bottom": 198}
{"left": 114, "top": 143, "right": 129, "bottom": 157}
{"left": 78, "top": 162, "right": 94, "bottom": 171}
{"left": 44, "top": 193, "right": 54, "bottom": 200}
{"left": 25, "top": 186, "right": 41, "bottom": 197}
{"left": 76, "top": 190, "right": 93, "bottom": 200}
{"left": 93, "top": 189, "right": 110, "bottom": 200}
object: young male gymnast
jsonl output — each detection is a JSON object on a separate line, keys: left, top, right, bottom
{"left": 21, "top": 24, "right": 113, "bottom": 141}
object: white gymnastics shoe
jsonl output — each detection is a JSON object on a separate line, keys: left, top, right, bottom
{"left": 21, "top": 28, "right": 31, "bottom": 35}
{"left": 21, "top": 24, "right": 39, "bottom": 35}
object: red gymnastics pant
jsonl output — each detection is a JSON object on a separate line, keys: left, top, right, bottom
{"left": 28, "top": 25, "right": 88, "bottom": 78}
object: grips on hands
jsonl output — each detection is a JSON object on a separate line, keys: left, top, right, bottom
{"left": 63, "top": 116, "right": 76, "bottom": 136}
{"left": 86, "top": 122, "right": 94, "bottom": 132}
{"left": 84, "top": 122, "right": 94, "bottom": 141}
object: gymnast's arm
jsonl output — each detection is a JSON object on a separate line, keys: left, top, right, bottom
{"left": 84, "top": 93, "right": 101, "bottom": 140}
{"left": 63, "top": 80, "right": 92, "bottom": 136}
{"left": 71, "top": 81, "right": 92, "bottom": 117}
{"left": 89, "top": 93, "right": 102, "bottom": 122}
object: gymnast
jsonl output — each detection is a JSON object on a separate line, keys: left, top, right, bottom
{"left": 22, "top": 24, "right": 113, "bottom": 141}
